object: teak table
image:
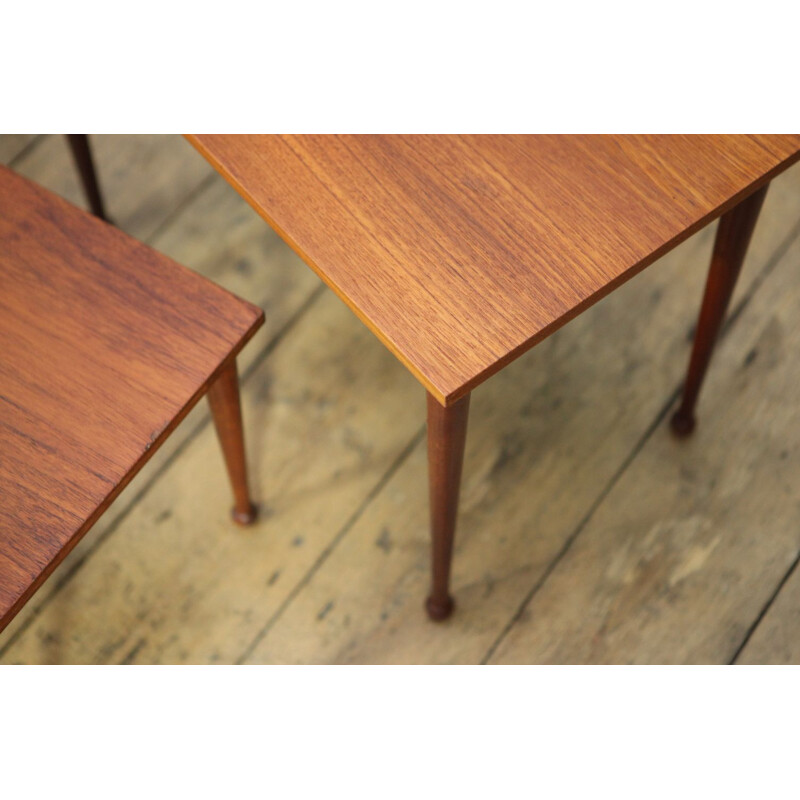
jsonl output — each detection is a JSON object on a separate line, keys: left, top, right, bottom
{"left": 0, "top": 165, "right": 264, "bottom": 633}
{"left": 188, "top": 134, "right": 800, "bottom": 620}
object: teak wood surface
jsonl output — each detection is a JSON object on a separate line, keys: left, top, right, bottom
{"left": 0, "top": 164, "right": 264, "bottom": 631}
{"left": 188, "top": 135, "right": 800, "bottom": 406}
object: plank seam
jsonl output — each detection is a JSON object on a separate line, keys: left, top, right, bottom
{"left": 480, "top": 386, "right": 681, "bottom": 665}
{"left": 235, "top": 425, "right": 427, "bottom": 665}
{"left": 730, "top": 551, "right": 800, "bottom": 664}
{"left": 481, "top": 210, "right": 800, "bottom": 665}
{"left": 7, "top": 134, "right": 44, "bottom": 168}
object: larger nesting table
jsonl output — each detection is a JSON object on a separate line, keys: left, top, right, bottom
{"left": 189, "top": 135, "right": 800, "bottom": 619}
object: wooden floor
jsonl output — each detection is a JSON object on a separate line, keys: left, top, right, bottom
{"left": 2, "top": 134, "right": 799, "bottom": 664}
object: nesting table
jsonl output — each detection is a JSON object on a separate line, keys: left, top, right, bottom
{"left": 0, "top": 165, "right": 264, "bottom": 632}
{"left": 187, "top": 135, "right": 800, "bottom": 620}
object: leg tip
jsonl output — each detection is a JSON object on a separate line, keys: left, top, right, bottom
{"left": 670, "top": 410, "right": 696, "bottom": 438}
{"left": 231, "top": 503, "right": 258, "bottom": 526}
{"left": 425, "top": 595, "right": 455, "bottom": 621}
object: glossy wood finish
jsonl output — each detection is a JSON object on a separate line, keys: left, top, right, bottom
{"left": 426, "top": 391, "right": 470, "bottom": 620}
{"left": 208, "top": 358, "right": 258, "bottom": 524}
{"left": 66, "top": 134, "right": 108, "bottom": 221}
{"left": 189, "top": 135, "right": 800, "bottom": 623}
{"left": 671, "top": 185, "right": 769, "bottom": 436}
{"left": 189, "top": 135, "right": 800, "bottom": 406}
{"left": 0, "top": 164, "right": 264, "bottom": 632}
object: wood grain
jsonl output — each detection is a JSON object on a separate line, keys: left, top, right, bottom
{"left": 189, "top": 135, "right": 800, "bottom": 405}
{"left": 0, "top": 165, "right": 264, "bottom": 631}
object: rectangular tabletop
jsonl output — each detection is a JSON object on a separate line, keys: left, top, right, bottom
{"left": 189, "top": 134, "right": 800, "bottom": 404}
{"left": 0, "top": 165, "right": 264, "bottom": 629}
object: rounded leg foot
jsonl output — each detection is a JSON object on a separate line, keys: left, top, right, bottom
{"left": 670, "top": 409, "right": 696, "bottom": 438}
{"left": 232, "top": 503, "right": 258, "bottom": 526}
{"left": 425, "top": 594, "right": 455, "bottom": 621}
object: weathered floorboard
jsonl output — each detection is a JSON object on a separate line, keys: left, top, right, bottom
{"left": 0, "top": 134, "right": 37, "bottom": 165}
{"left": 737, "top": 565, "right": 800, "bottom": 663}
{"left": 491, "top": 226, "right": 800, "bottom": 664}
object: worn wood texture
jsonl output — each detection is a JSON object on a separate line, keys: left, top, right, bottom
{"left": 0, "top": 135, "right": 37, "bottom": 164}
{"left": 2, "top": 136, "right": 800, "bottom": 664}
{"left": 189, "top": 135, "right": 800, "bottom": 404}
{"left": 737, "top": 566, "right": 800, "bottom": 664}
{"left": 0, "top": 165, "right": 263, "bottom": 631}
{"left": 490, "top": 223, "right": 800, "bottom": 663}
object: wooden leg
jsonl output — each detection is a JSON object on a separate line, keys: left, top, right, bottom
{"left": 671, "top": 184, "right": 769, "bottom": 437}
{"left": 207, "top": 358, "right": 258, "bottom": 525}
{"left": 426, "top": 391, "right": 470, "bottom": 621}
{"left": 65, "top": 134, "right": 109, "bottom": 222}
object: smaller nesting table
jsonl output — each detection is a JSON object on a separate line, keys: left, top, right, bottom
{"left": 0, "top": 165, "right": 264, "bottom": 633}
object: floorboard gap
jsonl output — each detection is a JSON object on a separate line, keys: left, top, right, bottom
{"left": 480, "top": 213, "right": 800, "bottom": 665}
{"left": 235, "top": 425, "right": 427, "bottom": 664}
{"left": 7, "top": 134, "right": 45, "bottom": 168}
{"left": 480, "top": 386, "right": 681, "bottom": 664}
{"left": 730, "top": 552, "right": 800, "bottom": 664}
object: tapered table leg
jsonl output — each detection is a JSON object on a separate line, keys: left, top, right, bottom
{"left": 426, "top": 391, "right": 470, "bottom": 621}
{"left": 671, "top": 184, "right": 769, "bottom": 437}
{"left": 66, "top": 134, "right": 109, "bottom": 222}
{"left": 207, "top": 358, "right": 258, "bottom": 525}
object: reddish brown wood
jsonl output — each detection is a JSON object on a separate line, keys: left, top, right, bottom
{"left": 189, "top": 135, "right": 800, "bottom": 619}
{"left": 207, "top": 358, "right": 258, "bottom": 524}
{"left": 188, "top": 135, "right": 800, "bottom": 406}
{"left": 0, "top": 164, "right": 264, "bottom": 633}
{"left": 426, "top": 391, "right": 471, "bottom": 621}
{"left": 671, "top": 185, "right": 769, "bottom": 437}
{"left": 186, "top": 135, "right": 800, "bottom": 623}
{"left": 66, "top": 134, "right": 109, "bottom": 221}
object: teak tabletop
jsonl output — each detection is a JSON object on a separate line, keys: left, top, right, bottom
{"left": 0, "top": 165, "right": 264, "bottom": 630}
{"left": 189, "top": 135, "right": 800, "bottom": 405}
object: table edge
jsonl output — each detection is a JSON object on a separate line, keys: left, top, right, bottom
{"left": 0, "top": 309, "right": 265, "bottom": 635}
{"left": 186, "top": 135, "right": 800, "bottom": 407}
